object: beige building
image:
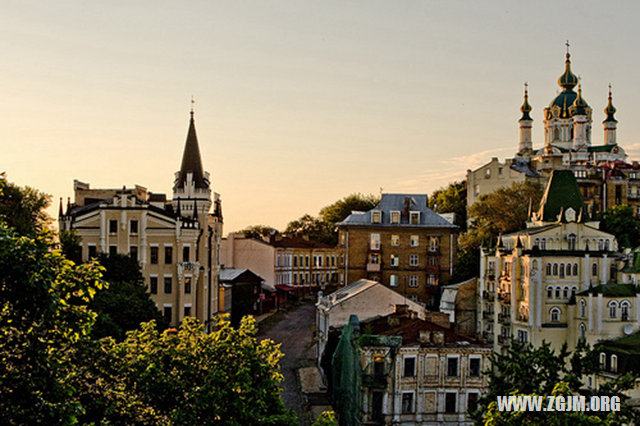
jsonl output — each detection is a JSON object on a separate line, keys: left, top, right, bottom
{"left": 221, "top": 232, "right": 340, "bottom": 290}
{"left": 466, "top": 49, "right": 640, "bottom": 217}
{"left": 59, "top": 110, "right": 223, "bottom": 328}
{"left": 476, "top": 170, "right": 640, "bottom": 355}
{"left": 336, "top": 194, "right": 458, "bottom": 308}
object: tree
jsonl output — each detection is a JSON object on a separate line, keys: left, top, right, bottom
{"left": 474, "top": 340, "right": 639, "bottom": 425}
{"left": 285, "top": 214, "right": 335, "bottom": 245}
{"left": 599, "top": 205, "right": 640, "bottom": 249}
{"left": 319, "top": 193, "right": 380, "bottom": 226}
{"left": 238, "top": 224, "right": 278, "bottom": 240}
{"left": 78, "top": 316, "right": 296, "bottom": 425}
{"left": 428, "top": 181, "right": 467, "bottom": 230}
{"left": 59, "top": 229, "right": 83, "bottom": 263}
{"left": 90, "top": 253, "right": 165, "bottom": 340}
{"left": 0, "top": 173, "right": 51, "bottom": 236}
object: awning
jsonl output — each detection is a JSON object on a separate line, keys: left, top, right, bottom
{"left": 275, "top": 285, "right": 298, "bottom": 292}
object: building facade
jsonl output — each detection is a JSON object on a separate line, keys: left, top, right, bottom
{"left": 476, "top": 170, "right": 640, "bottom": 354}
{"left": 467, "top": 48, "right": 640, "bottom": 217}
{"left": 336, "top": 194, "right": 458, "bottom": 308}
{"left": 59, "top": 110, "right": 223, "bottom": 328}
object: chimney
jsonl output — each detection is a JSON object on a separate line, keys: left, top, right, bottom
{"left": 395, "top": 304, "right": 409, "bottom": 316}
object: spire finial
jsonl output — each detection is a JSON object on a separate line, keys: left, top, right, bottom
{"left": 608, "top": 83, "right": 612, "bottom": 98}
{"left": 520, "top": 82, "right": 532, "bottom": 121}
{"left": 565, "top": 40, "right": 570, "bottom": 57}
{"left": 190, "top": 96, "right": 195, "bottom": 119}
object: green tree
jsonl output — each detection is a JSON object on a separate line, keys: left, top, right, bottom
{"left": 0, "top": 173, "right": 51, "bottom": 236}
{"left": 319, "top": 193, "right": 380, "bottom": 226}
{"left": 59, "top": 229, "right": 83, "bottom": 263}
{"left": 599, "top": 205, "right": 640, "bottom": 249}
{"left": 285, "top": 213, "right": 335, "bottom": 245}
{"left": 428, "top": 181, "right": 467, "bottom": 230}
{"left": 239, "top": 224, "right": 278, "bottom": 240}
{"left": 90, "top": 253, "right": 165, "bottom": 340}
{"left": 474, "top": 340, "right": 639, "bottom": 425}
{"left": 312, "top": 410, "right": 338, "bottom": 426}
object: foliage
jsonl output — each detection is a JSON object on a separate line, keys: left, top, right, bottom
{"left": 239, "top": 224, "right": 278, "bottom": 240}
{"left": 312, "top": 410, "right": 338, "bottom": 426}
{"left": 79, "top": 316, "right": 296, "bottom": 425}
{"left": 284, "top": 213, "right": 335, "bottom": 245}
{"left": 0, "top": 173, "right": 51, "bottom": 236}
{"left": 474, "top": 340, "right": 640, "bottom": 425}
{"left": 319, "top": 193, "right": 380, "bottom": 226}
{"left": 428, "top": 181, "right": 467, "bottom": 230}
{"left": 59, "top": 229, "right": 83, "bottom": 263}
{"left": 0, "top": 223, "right": 105, "bottom": 424}
{"left": 598, "top": 205, "right": 640, "bottom": 249}
{"left": 90, "top": 253, "right": 165, "bottom": 340}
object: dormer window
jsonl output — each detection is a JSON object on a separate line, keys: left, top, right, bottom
{"left": 410, "top": 211, "right": 420, "bottom": 225}
{"left": 391, "top": 211, "right": 401, "bottom": 224}
{"left": 371, "top": 211, "right": 382, "bottom": 224}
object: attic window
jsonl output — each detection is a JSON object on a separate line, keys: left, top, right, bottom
{"left": 371, "top": 211, "right": 382, "bottom": 224}
{"left": 391, "top": 211, "right": 400, "bottom": 224}
{"left": 410, "top": 211, "right": 420, "bottom": 225}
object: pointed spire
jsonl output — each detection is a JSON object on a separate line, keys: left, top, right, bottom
{"left": 58, "top": 197, "right": 64, "bottom": 218}
{"left": 193, "top": 199, "right": 198, "bottom": 220}
{"left": 570, "top": 82, "right": 589, "bottom": 116}
{"left": 497, "top": 234, "right": 504, "bottom": 249}
{"left": 604, "top": 83, "right": 618, "bottom": 123}
{"left": 520, "top": 82, "right": 533, "bottom": 121}
{"left": 66, "top": 197, "right": 71, "bottom": 215}
{"left": 175, "top": 105, "right": 207, "bottom": 190}
{"left": 176, "top": 198, "right": 182, "bottom": 217}
{"left": 558, "top": 41, "right": 578, "bottom": 91}
{"left": 515, "top": 235, "right": 523, "bottom": 249}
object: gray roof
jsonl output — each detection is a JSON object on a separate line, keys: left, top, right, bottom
{"left": 219, "top": 268, "right": 264, "bottom": 283}
{"left": 337, "top": 193, "right": 457, "bottom": 228}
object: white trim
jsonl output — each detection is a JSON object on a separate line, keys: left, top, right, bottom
{"left": 163, "top": 303, "right": 173, "bottom": 307}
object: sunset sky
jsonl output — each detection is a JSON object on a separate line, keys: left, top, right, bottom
{"left": 4, "top": 1, "right": 640, "bottom": 233}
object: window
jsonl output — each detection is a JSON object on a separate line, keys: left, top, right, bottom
{"left": 605, "top": 240, "right": 610, "bottom": 251}
{"left": 390, "top": 275, "right": 398, "bottom": 287}
{"left": 579, "top": 299, "right": 586, "bottom": 317}
{"left": 150, "top": 246, "right": 158, "bottom": 264}
{"left": 550, "top": 307, "right": 560, "bottom": 322}
{"left": 401, "top": 392, "right": 414, "bottom": 414}
{"left": 130, "top": 245, "right": 138, "bottom": 260}
{"left": 403, "top": 356, "right": 416, "bottom": 377}
{"left": 546, "top": 263, "right": 551, "bottom": 275}
{"left": 563, "top": 286, "right": 568, "bottom": 299}
{"left": 609, "top": 301, "right": 618, "bottom": 319}
{"left": 391, "top": 235, "right": 399, "bottom": 246}
{"left": 184, "top": 305, "right": 192, "bottom": 317}
{"left": 163, "top": 306, "right": 172, "bottom": 323}
{"left": 517, "top": 329, "right": 528, "bottom": 343}
{"left": 571, "top": 286, "right": 578, "bottom": 297}
{"left": 427, "top": 274, "right": 437, "bottom": 285}
{"left": 88, "top": 245, "right": 97, "bottom": 259}
{"left": 165, "top": 246, "right": 173, "bottom": 264}
{"left": 468, "top": 392, "right": 479, "bottom": 413}
{"left": 371, "top": 211, "right": 382, "bottom": 223}
{"left": 390, "top": 211, "right": 400, "bottom": 224}
{"left": 109, "top": 245, "right": 117, "bottom": 256}
{"left": 611, "top": 355, "right": 618, "bottom": 372}
{"left": 568, "top": 233, "right": 576, "bottom": 250}
{"left": 447, "top": 356, "right": 459, "bottom": 377}
{"left": 410, "top": 235, "right": 419, "bottom": 247}
{"left": 372, "top": 391, "right": 384, "bottom": 421}
{"left": 164, "top": 276, "right": 172, "bottom": 294}
{"left": 370, "top": 233, "right": 381, "bottom": 250}
{"left": 408, "top": 275, "right": 418, "bottom": 287}
{"left": 184, "top": 277, "right": 191, "bottom": 294}
{"left": 469, "top": 357, "right": 481, "bottom": 377}
{"left": 573, "top": 263, "right": 578, "bottom": 276}
{"left": 474, "top": 184, "right": 480, "bottom": 196}
{"left": 409, "top": 254, "right": 419, "bottom": 266}
{"left": 332, "top": 255, "right": 336, "bottom": 267}
{"left": 547, "top": 286, "right": 553, "bottom": 299}
{"left": 149, "top": 276, "right": 158, "bottom": 294}
{"left": 368, "top": 253, "right": 380, "bottom": 264}
{"left": 599, "top": 352, "right": 606, "bottom": 368}
{"left": 429, "top": 236, "right": 439, "bottom": 252}
{"left": 183, "top": 246, "right": 190, "bottom": 262}
{"left": 109, "top": 219, "right": 117, "bottom": 233}
{"left": 130, "top": 220, "right": 138, "bottom": 234}
{"left": 445, "top": 392, "right": 457, "bottom": 413}
{"left": 621, "top": 301, "right": 630, "bottom": 321}
{"left": 555, "top": 287, "right": 561, "bottom": 299}
{"left": 306, "top": 255, "right": 310, "bottom": 267}
{"left": 579, "top": 323, "right": 586, "bottom": 341}
{"left": 390, "top": 254, "right": 399, "bottom": 267}
{"left": 485, "top": 168, "right": 491, "bottom": 178}
{"left": 540, "top": 238, "right": 546, "bottom": 249}
{"left": 559, "top": 264, "right": 565, "bottom": 279}
{"left": 409, "top": 211, "right": 420, "bottom": 225}
{"left": 553, "top": 264, "right": 558, "bottom": 275}
{"left": 592, "top": 263, "right": 598, "bottom": 276}
{"left": 293, "top": 256, "right": 298, "bottom": 267}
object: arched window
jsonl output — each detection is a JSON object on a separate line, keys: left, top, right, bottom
{"left": 605, "top": 240, "right": 610, "bottom": 251}
{"left": 592, "top": 263, "right": 598, "bottom": 277}
{"left": 608, "top": 301, "right": 618, "bottom": 319}
{"left": 621, "top": 301, "right": 631, "bottom": 321}
{"left": 579, "top": 323, "right": 586, "bottom": 341}
{"left": 554, "top": 126, "right": 561, "bottom": 141}
{"left": 555, "top": 287, "right": 561, "bottom": 299}
{"left": 553, "top": 264, "right": 558, "bottom": 275}
{"left": 568, "top": 234, "right": 577, "bottom": 250}
{"left": 599, "top": 352, "right": 606, "bottom": 368}
{"left": 611, "top": 355, "right": 618, "bottom": 373}
{"left": 540, "top": 238, "right": 546, "bottom": 249}
{"left": 573, "top": 263, "right": 578, "bottom": 276}
{"left": 563, "top": 286, "right": 569, "bottom": 299}
{"left": 535, "top": 238, "right": 540, "bottom": 248}
{"left": 598, "top": 239, "right": 604, "bottom": 251}
{"left": 579, "top": 299, "right": 586, "bottom": 317}
{"left": 546, "top": 263, "right": 552, "bottom": 275}
{"left": 547, "top": 286, "right": 554, "bottom": 299}
{"left": 550, "top": 307, "right": 561, "bottom": 322}
{"left": 560, "top": 264, "right": 565, "bottom": 278}
{"left": 571, "top": 286, "right": 578, "bottom": 297}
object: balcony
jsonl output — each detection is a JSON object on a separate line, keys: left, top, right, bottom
{"left": 366, "top": 263, "right": 381, "bottom": 272}
{"left": 362, "top": 374, "right": 387, "bottom": 389}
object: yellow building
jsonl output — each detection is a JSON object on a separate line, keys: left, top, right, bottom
{"left": 59, "top": 110, "right": 223, "bottom": 328}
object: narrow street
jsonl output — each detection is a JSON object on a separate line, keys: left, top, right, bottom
{"left": 258, "top": 302, "right": 317, "bottom": 425}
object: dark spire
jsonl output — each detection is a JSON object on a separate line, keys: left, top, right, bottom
{"left": 604, "top": 84, "right": 618, "bottom": 123}
{"left": 59, "top": 197, "right": 64, "bottom": 218}
{"left": 176, "top": 198, "right": 182, "bottom": 217}
{"left": 193, "top": 199, "right": 198, "bottom": 220}
{"left": 520, "top": 82, "right": 533, "bottom": 121}
{"left": 558, "top": 42, "right": 578, "bottom": 91}
{"left": 515, "top": 235, "right": 523, "bottom": 249}
{"left": 537, "top": 170, "right": 584, "bottom": 222}
{"left": 570, "top": 83, "right": 589, "bottom": 116}
{"left": 497, "top": 234, "right": 504, "bottom": 249}
{"left": 66, "top": 197, "right": 71, "bottom": 215}
{"left": 175, "top": 106, "right": 207, "bottom": 190}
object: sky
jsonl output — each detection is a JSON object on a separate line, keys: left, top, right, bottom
{"left": 3, "top": 1, "right": 640, "bottom": 233}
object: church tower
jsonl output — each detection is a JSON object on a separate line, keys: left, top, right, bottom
{"left": 603, "top": 85, "right": 618, "bottom": 146}
{"left": 518, "top": 83, "right": 533, "bottom": 155}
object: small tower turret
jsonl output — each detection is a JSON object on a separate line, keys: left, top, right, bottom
{"left": 518, "top": 83, "right": 533, "bottom": 154}
{"left": 603, "top": 84, "right": 618, "bottom": 146}
{"left": 570, "top": 83, "right": 590, "bottom": 150}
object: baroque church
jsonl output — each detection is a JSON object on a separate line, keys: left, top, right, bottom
{"left": 59, "top": 108, "right": 223, "bottom": 328}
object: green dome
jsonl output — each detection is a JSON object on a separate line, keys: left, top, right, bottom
{"left": 569, "top": 84, "right": 589, "bottom": 116}
{"left": 604, "top": 86, "right": 617, "bottom": 123}
{"left": 558, "top": 53, "right": 578, "bottom": 90}
{"left": 519, "top": 85, "right": 532, "bottom": 121}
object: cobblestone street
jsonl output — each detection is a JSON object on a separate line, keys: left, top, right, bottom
{"left": 258, "top": 302, "right": 317, "bottom": 425}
